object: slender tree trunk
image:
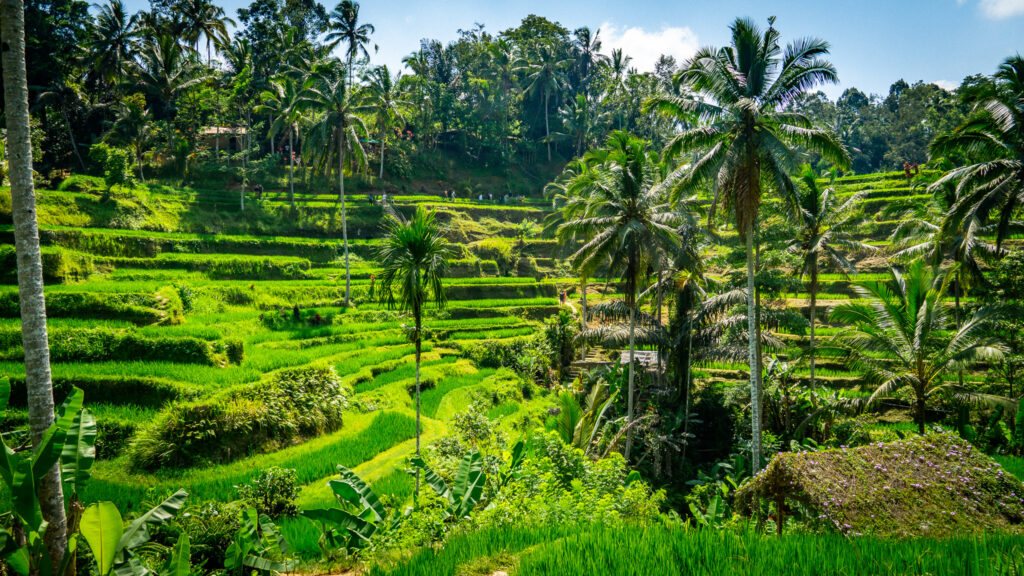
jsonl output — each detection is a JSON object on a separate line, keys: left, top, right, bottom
{"left": 956, "top": 270, "right": 964, "bottom": 388}
{"left": 917, "top": 396, "right": 926, "bottom": 435}
{"left": 414, "top": 307, "right": 422, "bottom": 498}
{"left": 338, "top": 126, "right": 351, "bottom": 305}
{"left": 809, "top": 261, "right": 817, "bottom": 390}
{"left": 625, "top": 299, "right": 636, "bottom": 459}
{"left": 681, "top": 305, "right": 696, "bottom": 464}
{"left": 656, "top": 267, "right": 664, "bottom": 387}
{"left": 379, "top": 127, "right": 385, "bottom": 179}
{"left": 580, "top": 277, "right": 588, "bottom": 361}
{"left": 63, "top": 113, "right": 85, "bottom": 171}
{"left": 136, "top": 149, "right": 146, "bottom": 184}
{"left": 288, "top": 128, "right": 294, "bottom": 208}
{"left": 745, "top": 228, "right": 763, "bottom": 473}
{"left": 1, "top": 0, "right": 68, "bottom": 566}
{"left": 544, "top": 89, "right": 551, "bottom": 163}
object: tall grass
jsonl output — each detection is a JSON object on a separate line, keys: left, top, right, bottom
{"left": 369, "top": 523, "right": 1024, "bottom": 576}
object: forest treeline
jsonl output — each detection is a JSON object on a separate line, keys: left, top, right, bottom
{"left": 1, "top": 0, "right": 994, "bottom": 180}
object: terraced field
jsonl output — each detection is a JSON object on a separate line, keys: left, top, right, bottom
{"left": 2, "top": 169, "right": 1018, "bottom": 565}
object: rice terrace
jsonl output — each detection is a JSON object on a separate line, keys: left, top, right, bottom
{"left": 2, "top": 0, "right": 1024, "bottom": 574}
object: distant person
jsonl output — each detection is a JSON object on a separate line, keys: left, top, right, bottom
{"left": 904, "top": 161, "right": 913, "bottom": 180}
{"left": 559, "top": 290, "right": 566, "bottom": 305}
{"left": 478, "top": 193, "right": 483, "bottom": 201}
{"left": 489, "top": 193, "right": 494, "bottom": 202}
{"left": 292, "top": 304, "right": 300, "bottom": 322}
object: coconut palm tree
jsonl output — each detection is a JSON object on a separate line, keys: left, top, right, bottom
{"left": 571, "top": 26, "right": 608, "bottom": 93}
{"left": 518, "top": 42, "right": 571, "bottom": 162}
{"left": 831, "top": 261, "right": 1007, "bottom": 434}
{"left": 301, "top": 67, "right": 367, "bottom": 305}
{"left": 1, "top": 0, "right": 67, "bottom": 564}
{"left": 175, "top": 0, "right": 235, "bottom": 65}
{"left": 362, "top": 65, "right": 408, "bottom": 179}
{"left": 256, "top": 75, "right": 304, "bottom": 207}
{"left": 325, "top": 0, "right": 375, "bottom": 88}
{"left": 106, "top": 93, "right": 155, "bottom": 183}
{"left": 85, "top": 0, "right": 139, "bottom": 97}
{"left": 375, "top": 205, "right": 451, "bottom": 497}
{"left": 558, "top": 131, "right": 684, "bottom": 458}
{"left": 648, "top": 16, "right": 850, "bottom": 472}
{"left": 786, "top": 166, "right": 872, "bottom": 391}
{"left": 133, "top": 35, "right": 210, "bottom": 119}
{"left": 930, "top": 55, "right": 1024, "bottom": 250}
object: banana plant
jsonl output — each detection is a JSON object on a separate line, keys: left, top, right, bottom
{"left": 300, "top": 465, "right": 385, "bottom": 552}
{"left": 0, "top": 385, "right": 92, "bottom": 576}
{"left": 224, "top": 508, "right": 293, "bottom": 576}
{"left": 411, "top": 450, "right": 486, "bottom": 519}
{"left": 79, "top": 489, "right": 189, "bottom": 576}
{"left": 0, "top": 381, "right": 187, "bottom": 576}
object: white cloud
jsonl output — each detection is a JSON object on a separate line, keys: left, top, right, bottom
{"left": 598, "top": 22, "right": 699, "bottom": 73}
{"left": 932, "top": 79, "right": 958, "bottom": 91}
{"left": 978, "top": 0, "right": 1024, "bottom": 18}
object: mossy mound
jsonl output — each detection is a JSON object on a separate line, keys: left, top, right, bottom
{"left": 736, "top": 431, "right": 1024, "bottom": 537}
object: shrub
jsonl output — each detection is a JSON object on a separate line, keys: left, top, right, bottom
{"left": 89, "top": 142, "right": 135, "bottom": 192}
{"left": 236, "top": 467, "right": 299, "bottom": 517}
{"left": 40, "top": 247, "right": 95, "bottom": 282}
{"left": 470, "top": 238, "right": 516, "bottom": 275}
{"left": 225, "top": 338, "right": 245, "bottom": 364}
{"left": 129, "top": 366, "right": 349, "bottom": 469}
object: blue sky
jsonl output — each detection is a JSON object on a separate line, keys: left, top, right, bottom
{"left": 123, "top": 0, "right": 1024, "bottom": 99}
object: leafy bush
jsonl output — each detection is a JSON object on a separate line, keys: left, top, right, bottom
{"left": 469, "top": 239, "right": 516, "bottom": 275}
{"left": 129, "top": 366, "right": 349, "bottom": 469}
{"left": 237, "top": 467, "right": 299, "bottom": 517}
{"left": 89, "top": 142, "right": 135, "bottom": 192}
{"left": 224, "top": 338, "right": 245, "bottom": 364}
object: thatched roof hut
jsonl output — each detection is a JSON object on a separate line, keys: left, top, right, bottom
{"left": 735, "top": 431, "right": 1024, "bottom": 537}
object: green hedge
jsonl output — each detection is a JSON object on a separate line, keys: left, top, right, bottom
{"left": 9, "top": 227, "right": 344, "bottom": 261}
{"left": 6, "top": 375, "right": 196, "bottom": 408}
{"left": 0, "top": 326, "right": 218, "bottom": 364}
{"left": 129, "top": 366, "right": 348, "bottom": 470}
{"left": 1, "top": 245, "right": 95, "bottom": 283}
{"left": 97, "top": 254, "right": 313, "bottom": 280}
{"left": 0, "top": 291, "right": 165, "bottom": 324}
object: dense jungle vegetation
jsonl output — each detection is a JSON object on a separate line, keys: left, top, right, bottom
{"left": 2, "top": 0, "right": 1024, "bottom": 574}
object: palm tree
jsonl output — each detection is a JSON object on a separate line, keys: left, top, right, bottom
{"left": 518, "top": 43, "right": 571, "bottom": 162}
{"left": 558, "top": 131, "right": 684, "bottom": 458}
{"left": 175, "top": 0, "right": 235, "bottom": 65}
{"left": 831, "top": 261, "right": 1007, "bottom": 434}
{"left": 787, "top": 166, "right": 872, "bottom": 390}
{"left": 106, "top": 93, "right": 154, "bottom": 182}
{"left": 256, "top": 75, "right": 304, "bottom": 207}
{"left": 362, "top": 65, "right": 408, "bottom": 179}
{"left": 133, "top": 35, "right": 210, "bottom": 119}
{"left": 375, "top": 206, "right": 451, "bottom": 497}
{"left": 36, "top": 80, "right": 88, "bottom": 170}
{"left": 1, "top": 0, "right": 67, "bottom": 564}
{"left": 302, "top": 67, "right": 367, "bottom": 305}
{"left": 649, "top": 17, "right": 850, "bottom": 472}
{"left": 85, "top": 0, "right": 139, "bottom": 98}
{"left": 325, "top": 0, "right": 375, "bottom": 88}
{"left": 930, "top": 56, "right": 1024, "bottom": 249}
{"left": 572, "top": 26, "right": 608, "bottom": 93}
{"left": 608, "top": 48, "right": 632, "bottom": 93}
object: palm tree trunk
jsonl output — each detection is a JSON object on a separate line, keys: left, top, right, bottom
{"left": 338, "top": 126, "right": 351, "bottom": 305}
{"left": 956, "top": 270, "right": 964, "bottom": 388}
{"left": 917, "top": 396, "right": 926, "bottom": 435}
{"left": 288, "top": 128, "right": 294, "bottom": 208}
{"left": 681, "top": 305, "right": 696, "bottom": 463}
{"left": 1, "top": 0, "right": 68, "bottom": 565}
{"left": 625, "top": 299, "right": 636, "bottom": 459}
{"left": 379, "top": 126, "right": 386, "bottom": 179}
{"left": 544, "top": 89, "right": 551, "bottom": 162}
{"left": 580, "top": 277, "right": 588, "bottom": 361}
{"left": 745, "top": 227, "right": 763, "bottom": 473}
{"left": 63, "top": 113, "right": 85, "bottom": 171}
{"left": 414, "top": 307, "right": 422, "bottom": 499}
{"left": 809, "top": 261, "right": 817, "bottom": 390}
